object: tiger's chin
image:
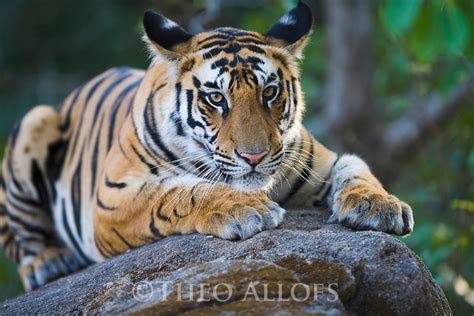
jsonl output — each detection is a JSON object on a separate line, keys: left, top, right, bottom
{"left": 229, "top": 172, "right": 275, "bottom": 192}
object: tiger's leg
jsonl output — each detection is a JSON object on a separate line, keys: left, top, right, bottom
{"left": 328, "top": 154, "right": 414, "bottom": 235}
{"left": 93, "top": 152, "right": 284, "bottom": 257}
{"left": 89, "top": 129, "right": 285, "bottom": 258}
{"left": 277, "top": 128, "right": 413, "bottom": 236}
{"left": 94, "top": 180, "right": 285, "bottom": 257}
{"left": 1, "top": 105, "right": 86, "bottom": 290}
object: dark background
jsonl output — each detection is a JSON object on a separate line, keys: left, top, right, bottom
{"left": 0, "top": 0, "right": 473, "bottom": 314}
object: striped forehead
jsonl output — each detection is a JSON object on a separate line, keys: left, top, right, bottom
{"left": 194, "top": 28, "right": 267, "bottom": 53}
{"left": 192, "top": 29, "right": 281, "bottom": 90}
{"left": 194, "top": 53, "right": 279, "bottom": 91}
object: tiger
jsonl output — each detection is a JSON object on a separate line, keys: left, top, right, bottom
{"left": 0, "top": 2, "right": 414, "bottom": 291}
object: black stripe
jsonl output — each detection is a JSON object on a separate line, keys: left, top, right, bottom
{"left": 156, "top": 204, "right": 170, "bottom": 222}
{"left": 31, "top": 160, "right": 49, "bottom": 213}
{"left": 0, "top": 201, "right": 6, "bottom": 214}
{"left": 291, "top": 78, "right": 298, "bottom": 109}
{"left": 25, "top": 266, "right": 38, "bottom": 290}
{"left": 211, "top": 58, "right": 229, "bottom": 70}
{"left": 331, "top": 156, "right": 341, "bottom": 170}
{"left": 6, "top": 208, "right": 51, "bottom": 237}
{"left": 242, "top": 44, "right": 265, "bottom": 54}
{"left": 102, "top": 237, "right": 119, "bottom": 256}
{"left": 134, "top": 182, "right": 147, "bottom": 200}
{"left": 284, "top": 140, "right": 314, "bottom": 201}
{"left": 96, "top": 192, "right": 117, "bottom": 211}
{"left": 59, "top": 84, "right": 85, "bottom": 132}
{"left": 7, "top": 188, "right": 43, "bottom": 210}
{"left": 45, "top": 139, "right": 68, "bottom": 201}
{"left": 130, "top": 144, "right": 158, "bottom": 175}
{"left": 201, "top": 40, "right": 229, "bottom": 50}
{"left": 71, "top": 159, "right": 82, "bottom": 239}
{"left": 144, "top": 92, "right": 180, "bottom": 163}
{"left": 203, "top": 47, "right": 223, "bottom": 59}
{"left": 105, "top": 176, "right": 127, "bottom": 189}
{"left": 94, "top": 235, "right": 111, "bottom": 258}
{"left": 288, "top": 78, "right": 298, "bottom": 129}
{"left": 214, "top": 151, "right": 232, "bottom": 160}
{"left": 61, "top": 199, "right": 89, "bottom": 263}
{"left": 91, "top": 115, "right": 105, "bottom": 197}
{"left": 173, "top": 208, "right": 187, "bottom": 219}
{"left": 197, "top": 33, "right": 230, "bottom": 45}
{"left": 236, "top": 37, "right": 264, "bottom": 45}
{"left": 149, "top": 208, "right": 162, "bottom": 237}
{"left": 314, "top": 183, "right": 332, "bottom": 207}
{"left": 203, "top": 82, "right": 219, "bottom": 89}
{"left": 190, "top": 185, "right": 197, "bottom": 207}
{"left": 107, "top": 78, "right": 142, "bottom": 151}
{"left": 112, "top": 228, "right": 137, "bottom": 249}
{"left": 90, "top": 71, "right": 133, "bottom": 132}
{"left": 312, "top": 157, "right": 340, "bottom": 206}
{"left": 186, "top": 89, "right": 205, "bottom": 130}
{"left": 68, "top": 70, "right": 116, "bottom": 163}
{"left": 215, "top": 158, "right": 239, "bottom": 167}
{"left": 5, "top": 195, "right": 38, "bottom": 216}
{"left": 283, "top": 80, "right": 292, "bottom": 122}
{"left": 131, "top": 116, "right": 167, "bottom": 165}
{"left": 173, "top": 83, "right": 185, "bottom": 136}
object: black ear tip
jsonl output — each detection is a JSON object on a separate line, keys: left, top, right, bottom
{"left": 294, "top": 1, "right": 313, "bottom": 24}
{"left": 266, "top": 1, "right": 313, "bottom": 45}
{"left": 297, "top": 1, "right": 310, "bottom": 10}
{"left": 142, "top": 10, "right": 192, "bottom": 51}
{"left": 143, "top": 10, "right": 161, "bottom": 30}
{"left": 144, "top": 10, "right": 157, "bottom": 21}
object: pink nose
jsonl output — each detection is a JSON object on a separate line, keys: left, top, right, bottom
{"left": 237, "top": 149, "right": 269, "bottom": 166}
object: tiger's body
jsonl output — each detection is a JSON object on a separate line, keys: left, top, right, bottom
{"left": 0, "top": 2, "right": 414, "bottom": 290}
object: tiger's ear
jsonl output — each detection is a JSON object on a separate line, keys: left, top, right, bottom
{"left": 265, "top": 1, "right": 313, "bottom": 58}
{"left": 143, "top": 10, "right": 193, "bottom": 61}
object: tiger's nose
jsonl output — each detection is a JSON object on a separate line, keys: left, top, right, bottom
{"left": 236, "top": 149, "right": 269, "bottom": 166}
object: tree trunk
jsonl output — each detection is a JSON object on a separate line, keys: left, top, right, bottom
{"left": 322, "top": 0, "right": 376, "bottom": 153}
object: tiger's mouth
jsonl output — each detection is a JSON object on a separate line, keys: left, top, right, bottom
{"left": 226, "top": 170, "right": 275, "bottom": 192}
{"left": 207, "top": 149, "right": 281, "bottom": 191}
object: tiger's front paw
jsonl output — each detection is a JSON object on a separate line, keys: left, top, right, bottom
{"left": 196, "top": 195, "right": 286, "bottom": 240}
{"left": 330, "top": 185, "right": 414, "bottom": 236}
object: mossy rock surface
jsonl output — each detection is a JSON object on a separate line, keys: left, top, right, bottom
{"left": 0, "top": 209, "right": 451, "bottom": 315}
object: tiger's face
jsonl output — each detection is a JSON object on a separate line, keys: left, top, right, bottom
{"left": 143, "top": 3, "right": 313, "bottom": 191}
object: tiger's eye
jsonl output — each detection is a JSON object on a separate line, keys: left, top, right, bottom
{"left": 263, "top": 86, "right": 277, "bottom": 99}
{"left": 209, "top": 92, "right": 224, "bottom": 104}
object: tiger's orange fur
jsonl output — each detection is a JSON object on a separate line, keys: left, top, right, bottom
{"left": 0, "top": 3, "right": 413, "bottom": 290}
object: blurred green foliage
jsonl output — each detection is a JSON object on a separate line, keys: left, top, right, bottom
{"left": 378, "top": 2, "right": 474, "bottom": 313}
{"left": 0, "top": 0, "right": 473, "bottom": 313}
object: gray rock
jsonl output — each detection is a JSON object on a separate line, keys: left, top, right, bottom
{"left": 0, "top": 209, "right": 451, "bottom": 315}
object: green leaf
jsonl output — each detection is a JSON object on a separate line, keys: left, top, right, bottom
{"left": 407, "top": 5, "right": 442, "bottom": 63}
{"left": 441, "top": 5, "right": 470, "bottom": 54}
{"left": 380, "top": 0, "right": 422, "bottom": 37}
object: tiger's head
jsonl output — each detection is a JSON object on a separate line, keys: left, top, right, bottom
{"left": 141, "top": 2, "right": 312, "bottom": 191}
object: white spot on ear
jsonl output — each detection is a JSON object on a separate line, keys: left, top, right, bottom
{"left": 279, "top": 13, "right": 296, "bottom": 25}
{"left": 161, "top": 18, "right": 179, "bottom": 30}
